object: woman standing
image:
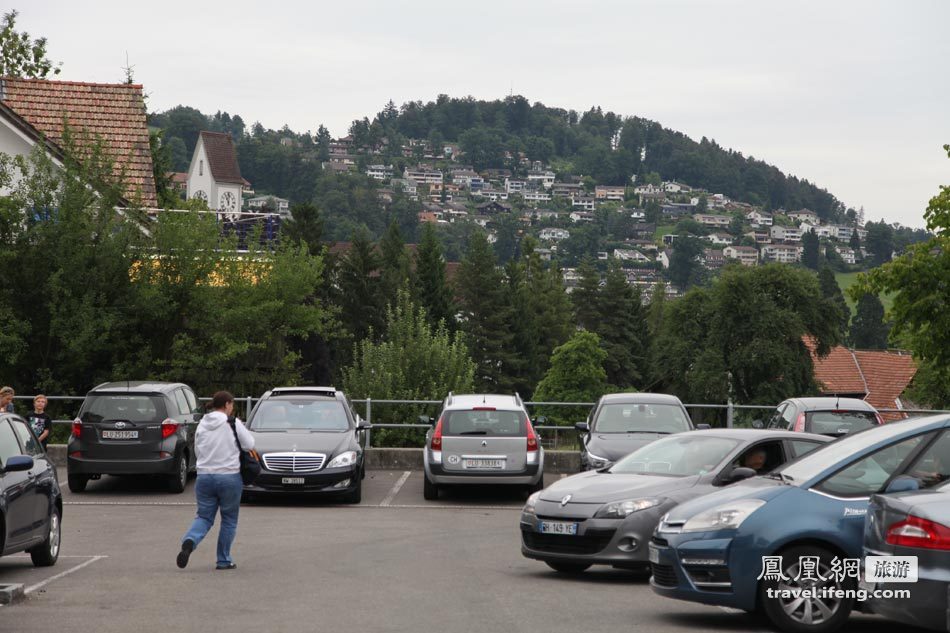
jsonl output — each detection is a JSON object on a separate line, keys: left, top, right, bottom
{"left": 177, "top": 390, "right": 254, "bottom": 570}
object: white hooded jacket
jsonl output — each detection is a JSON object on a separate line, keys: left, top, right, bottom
{"left": 195, "top": 410, "right": 256, "bottom": 475}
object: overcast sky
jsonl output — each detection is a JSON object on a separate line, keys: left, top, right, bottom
{"left": 21, "top": 0, "right": 950, "bottom": 227}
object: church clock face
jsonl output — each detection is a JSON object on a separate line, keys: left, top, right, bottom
{"left": 220, "top": 191, "right": 237, "bottom": 213}
{"left": 192, "top": 189, "right": 208, "bottom": 202}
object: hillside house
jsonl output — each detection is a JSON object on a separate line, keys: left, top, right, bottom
{"left": 789, "top": 209, "right": 819, "bottom": 223}
{"left": 705, "top": 233, "right": 733, "bottom": 247}
{"left": 527, "top": 170, "right": 556, "bottom": 189}
{"left": 835, "top": 246, "right": 857, "bottom": 265}
{"left": 746, "top": 210, "right": 773, "bottom": 227}
{"left": 613, "top": 248, "right": 651, "bottom": 263}
{"left": 760, "top": 244, "right": 803, "bottom": 264}
{"left": 702, "top": 249, "right": 725, "bottom": 270}
{"left": 571, "top": 196, "right": 596, "bottom": 212}
{"left": 570, "top": 210, "right": 595, "bottom": 222}
{"left": 595, "top": 185, "right": 625, "bottom": 201}
{"left": 770, "top": 225, "right": 802, "bottom": 242}
{"left": 477, "top": 200, "right": 512, "bottom": 215}
{"left": 694, "top": 213, "right": 731, "bottom": 229}
{"left": 366, "top": 164, "right": 393, "bottom": 180}
{"left": 403, "top": 168, "right": 443, "bottom": 185}
{"left": 663, "top": 181, "right": 691, "bottom": 193}
{"left": 723, "top": 245, "right": 759, "bottom": 266}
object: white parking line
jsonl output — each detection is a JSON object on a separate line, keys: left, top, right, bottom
{"left": 24, "top": 555, "right": 107, "bottom": 595}
{"left": 380, "top": 471, "right": 412, "bottom": 507}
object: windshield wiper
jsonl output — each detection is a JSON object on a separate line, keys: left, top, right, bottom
{"left": 626, "top": 430, "right": 671, "bottom": 435}
{"left": 459, "top": 430, "right": 489, "bottom": 436}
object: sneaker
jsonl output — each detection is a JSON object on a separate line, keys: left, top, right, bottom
{"left": 176, "top": 539, "right": 195, "bottom": 569}
{"left": 215, "top": 562, "right": 237, "bottom": 570}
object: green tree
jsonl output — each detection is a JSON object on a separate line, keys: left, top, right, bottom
{"left": 853, "top": 146, "right": 950, "bottom": 405}
{"left": 342, "top": 291, "right": 475, "bottom": 447}
{"left": 533, "top": 331, "right": 608, "bottom": 425}
{"left": 456, "top": 232, "right": 517, "bottom": 391}
{"left": 378, "top": 220, "right": 412, "bottom": 309}
{"left": 849, "top": 293, "right": 890, "bottom": 350}
{"left": 282, "top": 202, "right": 324, "bottom": 254}
{"left": 667, "top": 236, "right": 705, "bottom": 289}
{"left": 0, "top": 10, "right": 61, "bottom": 78}
{"left": 801, "top": 230, "right": 820, "bottom": 270}
{"left": 572, "top": 257, "right": 601, "bottom": 330}
{"left": 596, "top": 261, "right": 648, "bottom": 388}
{"left": 413, "top": 222, "right": 454, "bottom": 329}
{"left": 865, "top": 220, "right": 894, "bottom": 267}
{"left": 337, "top": 228, "right": 384, "bottom": 347}
{"left": 818, "top": 266, "right": 850, "bottom": 339}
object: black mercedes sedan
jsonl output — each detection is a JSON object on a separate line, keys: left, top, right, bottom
{"left": 242, "top": 387, "right": 369, "bottom": 503}
{"left": 521, "top": 429, "right": 830, "bottom": 574}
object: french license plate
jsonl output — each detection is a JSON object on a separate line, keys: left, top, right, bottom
{"left": 539, "top": 521, "right": 578, "bottom": 535}
{"left": 648, "top": 544, "right": 661, "bottom": 564}
{"left": 281, "top": 477, "right": 305, "bottom": 485}
{"left": 463, "top": 459, "right": 505, "bottom": 470}
{"left": 102, "top": 430, "right": 138, "bottom": 439}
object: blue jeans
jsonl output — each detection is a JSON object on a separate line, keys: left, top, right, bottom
{"left": 181, "top": 473, "right": 243, "bottom": 567}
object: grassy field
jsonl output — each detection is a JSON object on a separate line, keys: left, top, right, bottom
{"left": 835, "top": 271, "right": 895, "bottom": 315}
{"left": 654, "top": 224, "right": 676, "bottom": 240}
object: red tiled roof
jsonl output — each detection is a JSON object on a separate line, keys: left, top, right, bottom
{"left": 0, "top": 77, "right": 157, "bottom": 207}
{"left": 169, "top": 171, "right": 188, "bottom": 184}
{"left": 199, "top": 131, "right": 243, "bottom": 185}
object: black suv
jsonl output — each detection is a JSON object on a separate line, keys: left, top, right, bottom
{"left": 1, "top": 412, "right": 62, "bottom": 566}
{"left": 67, "top": 382, "right": 200, "bottom": 493}
{"left": 243, "top": 387, "right": 369, "bottom": 503}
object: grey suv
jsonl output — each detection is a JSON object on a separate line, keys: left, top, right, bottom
{"left": 422, "top": 393, "right": 545, "bottom": 500}
{"left": 67, "top": 382, "right": 200, "bottom": 493}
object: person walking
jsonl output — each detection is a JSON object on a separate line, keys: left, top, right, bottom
{"left": 0, "top": 386, "right": 15, "bottom": 413}
{"left": 177, "top": 390, "right": 254, "bottom": 570}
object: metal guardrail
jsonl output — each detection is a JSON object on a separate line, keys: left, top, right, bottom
{"left": 19, "top": 394, "right": 948, "bottom": 450}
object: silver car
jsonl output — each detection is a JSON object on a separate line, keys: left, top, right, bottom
{"left": 422, "top": 393, "right": 544, "bottom": 500}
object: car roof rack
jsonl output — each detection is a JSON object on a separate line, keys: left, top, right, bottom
{"left": 270, "top": 386, "right": 337, "bottom": 397}
{"left": 514, "top": 392, "right": 524, "bottom": 408}
{"left": 446, "top": 391, "right": 453, "bottom": 406}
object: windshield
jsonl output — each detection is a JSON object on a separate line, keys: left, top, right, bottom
{"left": 779, "top": 419, "right": 938, "bottom": 483}
{"left": 249, "top": 397, "right": 350, "bottom": 431}
{"left": 593, "top": 402, "right": 691, "bottom": 434}
{"left": 80, "top": 394, "right": 167, "bottom": 423}
{"left": 610, "top": 435, "right": 741, "bottom": 476}
{"left": 443, "top": 409, "right": 526, "bottom": 436}
{"left": 806, "top": 410, "right": 877, "bottom": 435}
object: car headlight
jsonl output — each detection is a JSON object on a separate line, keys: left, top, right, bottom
{"left": 681, "top": 499, "right": 766, "bottom": 532}
{"left": 523, "top": 491, "right": 542, "bottom": 515}
{"left": 594, "top": 497, "right": 663, "bottom": 519}
{"left": 326, "top": 451, "right": 358, "bottom": 469}
{"left": 586, "top": 450, "right": 610, "bottom": 468}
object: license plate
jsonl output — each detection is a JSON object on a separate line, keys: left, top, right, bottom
{"left": 282, "top": 477, "right": 305, "bottom": 485}
{"left": 649, "top": 544, "right": 661, "bottom": 564}
{"left": 539, "top": 521, "right": 578, "bottom": 535}
{"left": 463, "top": 459, "right": 505, "bottom": 470}
{"left": 102, "top": 430, "right": 138, "bottom": 439}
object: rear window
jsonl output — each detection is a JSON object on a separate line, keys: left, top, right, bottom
{"left": 80, "top": 394, "right": 167, "bottom": 423}
{"left": 593, "top": 403, "right": 691, "bottom": 434}
{"left": 806, "top": 410, "right": 877, "bottom": 436}
{"left": 249, "top": 397, "right": 350, "bottom": 431}
{"left": 443, "top": 409, "right": 526, "bottom": 436}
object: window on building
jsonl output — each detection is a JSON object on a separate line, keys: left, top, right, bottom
{"left": 199, "top": 160, "right": 204, "bottom": 176}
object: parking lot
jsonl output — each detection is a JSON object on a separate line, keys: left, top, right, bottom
{"left": 0, "top": 469, "right": 919, "bottom": 633}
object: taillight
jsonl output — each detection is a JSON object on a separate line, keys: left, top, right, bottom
{"left": 431, "top": 416, "right": 443, "bottom": 450}
{"left": 793, "top": 413, "right": 805, "bottom": 432}
{"left": 161, "top": 418, "right": 179, "bottom": 439}
{"left": 526, "top": 419, "right": 538, "bottom": 452}
{"left": 886, "top": 515, "right": 950, "bottom": 550}
{"left": 72, "top": 419, "right": 82, "bottom": 437}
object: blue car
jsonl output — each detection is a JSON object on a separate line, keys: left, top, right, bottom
{"left": 649, "top": 414, "right": 950, "bottom": 633}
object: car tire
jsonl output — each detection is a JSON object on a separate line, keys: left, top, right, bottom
{"left": 343, "top": 480, "right": 362, "bottom": 504}
{"left": 759, "top": 545, "right": 856, "bottom": 633}
{"left": 67, "top": 473, "right": 88, "bottom": 493}
{"left": 168, "top": 454, "right": 188, "bottom": 493}
{"left": 29, "top": 506, "right": 61, "bottom": 567}
{"left": 423, "top": 474, "right": 439, "bottom": 500}
{"left": 545, "top": 561, "right": 591, "bottom": 574}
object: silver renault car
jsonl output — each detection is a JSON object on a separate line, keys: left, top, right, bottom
{"left": 422, "top": 393, "right": 544, "bottom": 500}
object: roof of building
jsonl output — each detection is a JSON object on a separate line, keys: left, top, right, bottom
{"left": 198, "top": 131, "right": 244, "bottom": 185}
{"left": 1, "top": 77, "right": 157, "bottom": 207}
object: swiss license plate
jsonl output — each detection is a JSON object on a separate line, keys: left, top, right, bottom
{"left": 282, "top": 477, "right": 305, "bottom": 485}
{"left": 102, "top": 430, "right": 138, "bottom": 439}
{"left": 648, "top": 544, "right": 661, "bottom": 564}
{"left": 539, "top": 521, "right": 578, "bottom": 535}
{"left": 463, "top": 459, "right": 505, "bottom": 470}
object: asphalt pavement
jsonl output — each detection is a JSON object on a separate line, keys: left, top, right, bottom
{"left": 0, "top": 469, "right": 920, "bottom": 633}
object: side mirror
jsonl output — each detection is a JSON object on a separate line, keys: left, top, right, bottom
{"left": 885, "top": 475, "right": 921, "bottom": 494}
{"left": 696, "top": 423, "right": 711, "bottom": 430}
{"left": 356, "top": 419, "right": 371, "bottom": 431}
{"left": 3, "top": 455, "right": 34, "bottom": 473}
{"left": 726, "top": 467, "right": 757, "bottom": 483}
{"left": 575, "top": 422, "right": 589, "bottom": 433}
{"left": 751, "top": 420, "right": 765, "bottom": 429}
{"left": 532, "top": 416, "right": 547, "bottom": 425}
{"left": 419, "top": 415, "right": 433, "bottom": 425}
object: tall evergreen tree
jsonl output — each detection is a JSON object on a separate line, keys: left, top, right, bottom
{"left": 596, "top": 261, "right": 648, "bottom": 388}
{"left": 572, "top": 257, "right": 601, "bottom": 330}
{"left": 456, "top": 232, "right": 517, "bottom": 391}
{"left": 801, "top": 230, "right": 820, "bottom": 270}
{"left": 337, "top": 228, "right": 384, "bottom": 346}
{"left": 414, "top": 222, "right": 453, "bottom": 328}
{"left": 283, "top": 202, "right": 324, "bottom": 254}
{"left": 818, "top": 266, "right": 850, "bottom": 339}
{"left": 379, "top": 220, "right": 412, "bottom": 309}
{"left": 865, "top": 221, "right": 895, "bottom": 267}
{"left": 849, "top": 293, "right": 890, "bottom": 349}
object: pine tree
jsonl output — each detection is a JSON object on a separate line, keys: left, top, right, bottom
{"left": 414, "top": 222, "right": 454, "bottom": 328}
{"left": 337, "top": 228, "right": 384, "bottom": 346}
{"left": 801, "top": 230, "right": 820, "bottom": 270}
{"left": 283, "top": 202, "right": 324, "bottom": 254}
{"left": 519, "top": 241, "right": 573, "bottom": 394}
{"left": 818, "top": 266, "right": 850, "bottom": 339}
{"left": 596, "top": 261, "right": 648, "bottom": 389}
{"left": 572, "top": 257, "right": 600, "bottom": 330}
{"left": 456, "top": 232, "right": 518, "bottom": 391}
{"left": 379, "top": 220, "right": 411, "bottom": 309}
{"left": 849, "top": 293, "right": 890, "bottom": 349}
